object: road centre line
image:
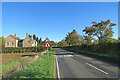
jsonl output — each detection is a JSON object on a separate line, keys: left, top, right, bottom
{"left": 86, "top": 63, "right": 109, "bottom": 75}
{"left": 56, "top": 56, "right": 60, "bottom": 80}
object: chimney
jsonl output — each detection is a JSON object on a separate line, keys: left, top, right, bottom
{"left": 14, "top": 34, "right": 16, "bottom": 37}
{"left": 31, "top": 36, "right": 33, "bottom": 39}
{"left": 26, "top": 33, "right": 29, "bottom": 38}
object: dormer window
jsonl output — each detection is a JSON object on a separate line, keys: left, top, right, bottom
{"left": 32, "top": 42, "right": 34, "bottom": 44}
{"left": 11, "top": 42, "right": 14, "bottom": 45}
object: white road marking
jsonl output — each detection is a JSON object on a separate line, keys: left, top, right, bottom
{"left": 56, "top": 56, "right": 60, "bottom": 80}
{"left": 70, "top": 55, "right": 73, "bottom": 57}
{"left": 63, "top": 55, "right": 73, "bottom": 57}
{"left": 58, "top": 55, "right": 73, "bottom": 58}
{"left": 86, "top": 63, "right": 109, "bottom": 75}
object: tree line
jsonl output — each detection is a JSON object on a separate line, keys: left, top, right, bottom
{"left": 58, "top": 20, "right": 119, "bottom": 47}
{"left": 57, "top": 20, "right": 119, "bottom": 55}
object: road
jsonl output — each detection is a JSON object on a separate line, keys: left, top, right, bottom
{"left": 53, "top": 48, "right": 119, "bottom": 78}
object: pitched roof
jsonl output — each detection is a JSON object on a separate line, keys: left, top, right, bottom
{"left": 7, "top": 34, "right": 37, "bottom": 42}
{"left": 9, "top": 35, "right": 21, "bottom": 40}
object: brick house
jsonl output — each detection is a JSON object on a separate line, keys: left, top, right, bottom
{"left": 23, "top": 33, "right": 37, "bottom": 47}
{"left": 5, "top": 33, "right": 37, "bottom": 47}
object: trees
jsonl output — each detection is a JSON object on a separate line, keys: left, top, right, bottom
{"left": 92, "top": 20, "right": 116, "bottom": 42}
{"left": 83, "top": 20, "right": 116, "bottom": 44}
{"left": 0, "top": 36, "right": 5, "bottom": 47}
{"left": 83, "top": 27, "right": 95, "bottom": 45}
{"left": 65, "top": 29, "right": 80, "bottom": 46}
{"left": 57, "top": 40, "right": 68, "bottom": 47}
{"left": 83, "top": 35, "right": 93, "bottom": 45}
{"left": 33, "top": 34, "right": 36, "bottom": 40}
{"left": 37, "top": 38, "right": 43, "bottom": 47}
{"left": 61, "top": 40, "right": 68, "bottom": 47}
{"left": 39, "top": 38, "right": 42, "bottom": 44}
{"left": 79, "top": 35, "right": 84, "bottom": 45}
{"left": 49, "top": 41, "right": 56, "bottom": 47}
{"left": 2, "top": 36, "right": 5, "bottom": 47}
{"left": 29, "top": 35, "right": 32, "bottom": 38}
{"left": 36, "top": 37, "right": 39, "bottom": 43}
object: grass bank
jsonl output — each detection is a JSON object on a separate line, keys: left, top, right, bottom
{"left": 63, "top": 47, "right": 119, "bottom": 64}
{"left": 10, "top": 49, "right": 56, "bottom": 79}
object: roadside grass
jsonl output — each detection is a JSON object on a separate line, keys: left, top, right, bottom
{"left": 10, "top": 49, "right": 56, "bottom": 79}
{"left": 63, "top": 48, "right": 119, "bottom": 64}
{"left": 0, "top": 56, "right": 30, "bottom": 76}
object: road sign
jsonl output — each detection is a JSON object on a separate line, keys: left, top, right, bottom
{"left": 45, "top": 42, "right": 51, "bottom": 47}
{"left": 44, "top": 37, "right": 51, "bottom": 56}
{"left": 45, "top": 37, "right": 50, "bottom": 42}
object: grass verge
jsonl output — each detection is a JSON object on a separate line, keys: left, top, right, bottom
{"left": 10, "top": 49, "right": 56, "bottom": 79}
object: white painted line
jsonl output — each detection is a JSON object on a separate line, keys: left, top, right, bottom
{"left": 70, "top": 55, "right": 73, "bottom": 57}
{"left": 86, "top": 63, "right": 109, "bottom": 75}
{"left": 56, "top": 56, "right": 60, "bottom": 80}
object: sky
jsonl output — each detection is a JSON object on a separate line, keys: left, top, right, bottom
{"left": 2, "top": 2, "right": 118, "bottom": 42}
{"left": 1, "top": 0, "right": 120, "bottom": 2}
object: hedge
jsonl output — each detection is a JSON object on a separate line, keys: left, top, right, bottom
{"left": 2, "top": 47, "right": 47, "bottom": 54}
{"left": 62, "top": 42, "right": 120, "bottom": 56}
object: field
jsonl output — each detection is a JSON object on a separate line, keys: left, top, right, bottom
{"left": 1, "top": 49, "right": 55, "bottom": 79}
{"left": 1, "top": 51, "right": 45, "bottom": 78}
{"left": 1, "top": 56, "right": 30, "bottom": 77}
{"left": 10, "top": 50, "right": 56, "bottom": 79}
{"left": 1, "top": 52, "right": 36, "bottom": 64}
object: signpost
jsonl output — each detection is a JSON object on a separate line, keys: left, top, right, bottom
{"left": 44, "top": 37, "right": 51, "bottom": 55}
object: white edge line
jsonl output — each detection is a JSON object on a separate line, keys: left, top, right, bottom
{"left": 86, "top": 63, "right": 109, "bottom": 75}
{"left": 56, "top": 56, "right": 60, "bottom": 80}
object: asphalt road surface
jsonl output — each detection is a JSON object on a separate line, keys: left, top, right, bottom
{"left": 53, "top": 48, "right": 119, "bottom": 78}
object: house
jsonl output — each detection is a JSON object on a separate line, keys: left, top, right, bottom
{"left": 22, "top": 33, "right": 37, "bottom": 47}
{"left": 4, "top": 34, "right": 20, "bottom": 47}
{"left": 5, "top": 33, "right": 37, "bottom": 47}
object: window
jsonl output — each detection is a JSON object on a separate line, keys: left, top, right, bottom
{"left": 32, "top": 42, "right": 34, "bottom": 44}
{"left": 11, "top": 43, "right": 14, "bottom": 45}
{"left": 6, "top": 43, "right": 9, "bottom": 45}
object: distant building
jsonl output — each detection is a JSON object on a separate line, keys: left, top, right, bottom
{"left": 5, "top": 33, "right": 37, "bottom": 47}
